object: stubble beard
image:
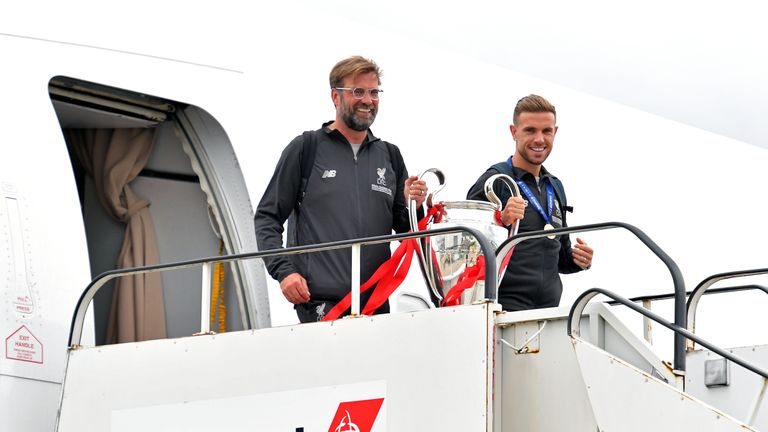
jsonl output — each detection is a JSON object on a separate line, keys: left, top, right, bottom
{"left": 340, "top": 99, "right": 376, "bottom": 132}
{"left": 517, "top": 139, "right": 550, "bottom": 167}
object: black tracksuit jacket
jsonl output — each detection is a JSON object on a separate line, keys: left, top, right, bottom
{"left": 254, "top": 123, "right": 411, "bottom": 302}
{"left": 467, "top": 162, "right": 582, "bottom": 311}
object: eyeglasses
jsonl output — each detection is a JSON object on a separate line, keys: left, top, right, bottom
{"left": 334, "top": 87, "right": 382, "bottom": 100}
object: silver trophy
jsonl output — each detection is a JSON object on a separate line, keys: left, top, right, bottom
{"left": 409, "top": 168, "right": 520, "bottom": 306}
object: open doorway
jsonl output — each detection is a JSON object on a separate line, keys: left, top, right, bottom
{"left": 49, "top": 76, "right": 269, "bottom": 344}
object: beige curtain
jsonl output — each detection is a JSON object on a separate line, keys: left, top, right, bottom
{"left": 67, "top": 128, "right": 167, "bottom": 343}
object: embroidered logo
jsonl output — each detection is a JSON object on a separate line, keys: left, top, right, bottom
{"left": 315, "top": 303, "right": 327, "bottom": 321}
{"left": 322, "top": 170, "right": 337, "bottom": 179}
{"left": 376, "top": 168, "right": 387, "bottom": 186}
{"left": 371, "top": 184, "right": 392, "bottom": 196}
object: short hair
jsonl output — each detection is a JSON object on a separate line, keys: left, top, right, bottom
{"left": 329, "top": 56, "right": 382, "bottom": 88}
{"left": 513, "top": 94, "right": 557, "bottom": 125}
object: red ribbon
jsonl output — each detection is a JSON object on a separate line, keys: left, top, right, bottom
{"left": 494, "top": 209, "right": 504, "bottom": 227}
{"left": 439, "top": 246, "right": 517, "bottom": 307}
{"left": 440, "top": 209, "right": 516, "bottom": 307}
{"left": 321, "top": 203, "right": 520, "bottom": 319}
{"left": 441, "top": 256, "right": 486, "bottom": 307}
{"left": 322, "top": 205, "right": 444, "bottom": 321}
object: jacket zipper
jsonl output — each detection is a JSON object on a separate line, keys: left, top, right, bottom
{"left": 353, "top": 145, "right": 363, "bottom": 238}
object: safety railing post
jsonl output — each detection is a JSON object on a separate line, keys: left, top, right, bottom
{"left": 351, "top": 244, "right": 361, "bottom": 316}
{"left": 642, "top": 299, "right": 653, "bottom": 345}
{"left": 200, "top": 262, "right": 212, "bottom": 334}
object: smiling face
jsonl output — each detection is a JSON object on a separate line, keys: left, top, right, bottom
{"left": 510, "top": 111, "right": 558, "bottom": 176}
{"left": 333, "top": 71, "right": 379, "bottom": 132}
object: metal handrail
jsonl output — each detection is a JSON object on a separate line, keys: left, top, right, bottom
{"left": 68, "top": 225, "right": 497, "bottom": 347}
{"left": 496, "top": 221, "right": 687, "bottom": 372}
{"left": 686, "top": 268, "right": 768, "bottom": 350}
{"left": 568, "top": 288, "right": 768, "bottom": 380}
{"left": 605, "top": 284, "right": 768, "bottom": 305}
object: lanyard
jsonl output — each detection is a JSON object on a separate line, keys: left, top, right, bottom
{"left": 507, "top": 157, "right": 554, "bottom": 224}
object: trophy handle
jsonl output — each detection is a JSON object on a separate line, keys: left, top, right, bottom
{"left": 409, "top": 168, "right": 446, "bottom": 303}
{"left": 483, "top": 174, "right": 521, "bottom": 236}
{"left": 484, "top": 174, "right": 523, "bottom": 288}
{"left": 420, "top": 167, "right": 446, "bottom": 206}
{"left": 408, "top": 167, "right": 445, "bottom": 232}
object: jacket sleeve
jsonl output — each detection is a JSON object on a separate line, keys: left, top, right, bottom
{"left": 558, "top": 236, "right": 582, "bottom": 274}
{"left": 254, "top": 136, "right": 303, "bottom": 282}
{"left": 557, "top": 187, "right": 582, "bottom": 274}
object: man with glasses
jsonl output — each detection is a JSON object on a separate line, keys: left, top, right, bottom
{"left": 255, "top": 55, "right": 428, "bottom": 322}
{"left": 466, "top": 94, "right": 594, "bottom": 312}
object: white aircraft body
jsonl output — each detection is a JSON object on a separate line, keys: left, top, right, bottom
{"left": 2, "top": 1, "right": 768, "bottom": 431}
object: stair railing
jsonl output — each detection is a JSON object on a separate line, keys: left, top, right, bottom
{"left": 568, "top": 287, "right": 768, "bottom": 380}
{"left": 496, "top": 221, "right": 687, "bottom": 372}
{"left": 68, "top": 225, "right": 497, "bottom": 347}
{"left": 686, "top": 268, "right": 768, "bottom": 350}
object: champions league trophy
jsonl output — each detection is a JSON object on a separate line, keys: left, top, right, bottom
{"left": 409, "top": 168, "right": 521, "bottom": 306}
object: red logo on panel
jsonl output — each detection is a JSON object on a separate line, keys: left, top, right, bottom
{"left": 328, "top": 398, "right": 384, "bottom": 432}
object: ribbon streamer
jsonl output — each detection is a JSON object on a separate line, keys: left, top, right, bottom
{"left": 322, "top": 205, "right": 444, "bottom": 321}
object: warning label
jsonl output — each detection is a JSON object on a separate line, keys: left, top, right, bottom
{"left": 5, "top": 325, "right": 43, "bottom": 364}
{"left": 14, "top": 295, "right": 34, "bottom": 314}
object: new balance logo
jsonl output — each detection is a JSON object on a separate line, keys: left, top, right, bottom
{"left": 322, "top": 170, "right": 337, "bottom": 178}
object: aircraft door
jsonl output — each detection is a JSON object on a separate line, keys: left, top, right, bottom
{"left": 50, "top": 76, "right": 270, "bottom": 345}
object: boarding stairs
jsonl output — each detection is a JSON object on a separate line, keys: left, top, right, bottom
{"left": 52, "top": 223, "right": 768, "bottom": 431}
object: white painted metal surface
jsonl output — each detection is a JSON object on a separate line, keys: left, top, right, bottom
{"left": 493, "top": 303, "right": 674, "bottom": 431}
{"left": 0, "top": 60, "right": 95, "bottom": 432}
{"left": 573, "top": 337, "right": 755, "bottom": 431}
{"left": 494, "top": 307, "right": 597, "bottom": 431}
{"left": 57, "top": 304, "right": 496, "bottom": 431}
{"left": 687, "top": 345, "right": 768, "bottom": 430}
{"left": 176, "top": 106, "right": 271, "bottom": 329}
{"left": 0, "top": 375, "right": 61, "bottom": 432}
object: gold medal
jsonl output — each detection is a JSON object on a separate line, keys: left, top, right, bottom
{"left": 544, "top": 223, "right": 556, "bottom": 240}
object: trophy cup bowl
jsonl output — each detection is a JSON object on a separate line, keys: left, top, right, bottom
{"left": 410, "top": 169, "right": 520, "bottom": 306}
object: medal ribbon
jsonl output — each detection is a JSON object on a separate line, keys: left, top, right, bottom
{"left": 507, "top": 157, "right": 554, "bottom": 224}
{"left": 516, "top": 180, "right": 554, "bottom": 224}
{"left": 321, "top": 204, "right": 445, "bottom": 321}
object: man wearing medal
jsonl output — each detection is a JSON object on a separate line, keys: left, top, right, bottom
{"left": 466, "top": 94, "right": 594, "bottom": 312}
